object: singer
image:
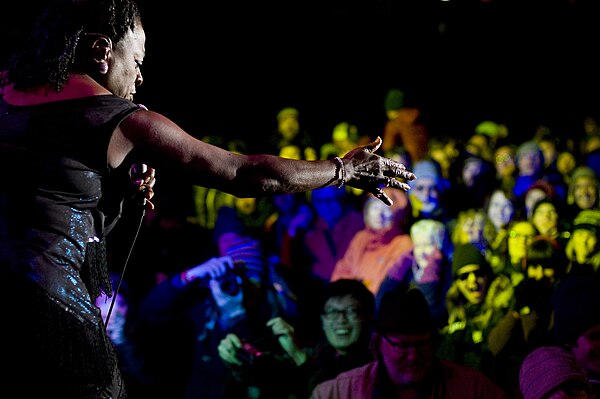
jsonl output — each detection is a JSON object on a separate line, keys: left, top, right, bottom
{"left": 0, "top": 0, "right": 415, "bottom": 397}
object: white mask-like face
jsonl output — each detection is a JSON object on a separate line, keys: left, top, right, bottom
{"left": 410, "top": 177, "right": 439, "bottom": 214}
{"left": 487, "top": 190, "right": 515, "bottom": 230}
{"left": 364, "top": 198, "right": 395, "bottom": 231}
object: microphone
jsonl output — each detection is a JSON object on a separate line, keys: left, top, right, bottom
{"left": 131, "top": 163, "right": 149, "bottom": 207}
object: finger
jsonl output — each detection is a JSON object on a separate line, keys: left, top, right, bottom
{"left": 384, "top": 160, "right": 416, "bottom": 180}
{"left": 372, "top": 188, "right": 393, "bottom": 206}
{"left": 145, "top": 199, "right": 155, "bottom": 210}
{"left": 363, "top": 136, "right": 382, "bottom": 154}
{"left": 388, "top": 179, "right": 411, "bottom": 192}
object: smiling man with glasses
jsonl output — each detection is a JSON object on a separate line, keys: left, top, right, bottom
{"left": 311, "top": 288, "right": 508, "bottom": 399}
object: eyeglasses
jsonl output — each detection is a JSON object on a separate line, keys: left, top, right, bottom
{"left": 508, "top": 230, "right": 534, "bottom": 240}
{"left": 380, "top": 334, "right": 432, "bottom": 354}
{"left": 456, "top": 269, "right": 487, "bottom": 281}
{"left": 495, "top": 153, "right": 513, "bottom": 165}
{"left": 322, "top": 306, "right": 362, "bottom": 322}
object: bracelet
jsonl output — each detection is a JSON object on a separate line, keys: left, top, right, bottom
{"left": 333, "top": 157, "right": 346, "bottom": 188}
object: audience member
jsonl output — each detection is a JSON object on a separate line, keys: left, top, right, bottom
{"left": 530, "top": 198, "right": 569, "bottom": 246}
{"left": 304, "top": 186, "right": 364, "bottom": 283}
{"left": 494, "top": 144, "right": 518, "bottom": 193}
{"left": 266, "top": 106, "right": 318, "bottom": 160}
{"left": 218, "top": 279, "right": 375, "bottom": 398}
{"left": 407, "top": 158, "right": 454, "bottom": 224}
{"left": 378, "top": 219, "right": 454, "bottom": 327}
{"left": 330, "top": 188, "right": 413, "bottom": 295}
{"left": 457, "top": 153, "right": 498, "bottom": 210}
{"left": 486, "top": 188, "right": 519, "bottom": 274}
{"left": 320, "top": 121, "right": 364, "bottom": 160}
{"left": 519, "top": 346, "right": 591, "bottom": 399}
{"left": 488, "top": 236, "right": 568, "bottom": 397}
{"left": 552, "top": 275, "right": 600, "bottom": 398}
{"left": 311, "top": 288, "right": 508, "bottom": 399}
{"left": 565, "top": 210, "right": 600, "bottom": 276}
{"left": 380, "top": 88, "right": 429, "bottom": 163}
{"left": 489, "top": 220, "right": 537, "bottom": 286}
{"left": 438, "top": 243, "right": 513, "bottom": 381}
{"left": 427, "top": 135, "right": 462, "bottom": 181}
{"left": 566, "top": 166, "right": 600, "bottom": 222}
{"left": 450, "top": 207, "right": 497, "bottom": 254}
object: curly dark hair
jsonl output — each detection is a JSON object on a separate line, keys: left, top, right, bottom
{"left": 7, "top": 0, "right": 140, "bottom": 91}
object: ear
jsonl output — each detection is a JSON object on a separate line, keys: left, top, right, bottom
{"left": 90, "top": 35, "right": 113, "bottom": 75}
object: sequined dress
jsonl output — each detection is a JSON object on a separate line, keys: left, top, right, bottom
{"left": 0, "top": 94, "right": 142, "bottom": 398}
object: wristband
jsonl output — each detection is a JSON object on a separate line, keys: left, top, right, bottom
{"left": 333, "top": 157, "right": 346, "bottom": 188}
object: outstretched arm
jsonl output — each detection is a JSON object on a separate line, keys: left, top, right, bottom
{"left": 110, "top": 110, "right": 415, "bottom": 205}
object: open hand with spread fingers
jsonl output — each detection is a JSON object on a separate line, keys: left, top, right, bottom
{"left": 342, "top": 136, "right": 416, "bottom": 206}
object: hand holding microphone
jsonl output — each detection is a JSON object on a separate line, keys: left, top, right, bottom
{"left": 130, "top": 163, "right": 156, "bottom": 210}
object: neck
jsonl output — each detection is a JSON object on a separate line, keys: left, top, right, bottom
{"left": 2, "top": 73, "right": 110, "bottom": 105}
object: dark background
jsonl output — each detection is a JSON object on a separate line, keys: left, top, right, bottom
{"left": 3, "top": 0, "right": 600, "bottom": 147}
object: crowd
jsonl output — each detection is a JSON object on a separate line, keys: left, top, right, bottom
{"left": 2, "top": 0, "right": 599, "bottom": 397}
{"left": 107, "top": 98, "right": 600, "bottom": 399}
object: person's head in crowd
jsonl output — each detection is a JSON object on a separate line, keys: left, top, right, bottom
{"left": 373, "top": 288, "right": 438, "bottom": 386}
{"left": 320, "top": 279, "right": 376, "bottom": 355}
{"left": 319, "top": 121, "right": 360, "bottom": 160}
{"left": 534, "top": 126, "right": 561, "bottom": 170}
{"left": 214, "top": 207, "right": 264, "bottom": 273}
{"left": 427, "top": 136, "right": 460, "bottom": 180}
{"left": 451, "top": 243, "right": 493, "bottom": 305}
{"left": 524, "top": 180, "right": 557, "bottom": 219}
{"left": 475, "top": 120, "right": 509, "bottom": 148}
{"left": 276, "top": 107, "right": 301, "bottom": 142}
{"left": 507, "top": 220, "right": 537, "bottom": 266}
{"left": 522, "top": 236, "right": 568, "bottom": 286}
{"left": 486, "top": 188, "right": 518, "bottom": 232}
{"left": 568, "top": 166, "right": 599, "bottom": 212}
{"left": 407, "top": 159, "right": 447, "bottom": 218}
{"left": 460, "top": 154, "right": 497, "bottom": 207}
{"left": 451, "top": 207, "right": 496, "bottom": 252}
{"left": 516, "top": 140, "right": 544, "bottom": 177}
{"left": 530, "top": 198, "right": 562, "bottom": 239}
{"left": 557, "top": 150, "right": 578, "bottom": 182}
{"left": 465, "top": 133, "right": 494, "bottom": 163}
{"left": 363, "top": 187, "right": 412, "bottom": 236}
{"left": 565, "top": 209, "right": 600, "bottom": 273}
{"left": 494, "top": 144, "right": 517, "bottom": 181}
{"left": 410, "top": 219, "right": 453, "bottom": 272}
{"left": 552, "top": 275, "right": 600, "bottom": 385}
{"left": 384, "top": 88, "right": 405, "bottom": 119}
{"left": 519, "top": 346, "right": 591, "bottom": 399}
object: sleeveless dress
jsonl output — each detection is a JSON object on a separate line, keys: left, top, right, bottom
{"left": 0, "top": 94, "right": 143, "bottom": 398}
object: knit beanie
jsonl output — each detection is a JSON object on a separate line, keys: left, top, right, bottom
{"left": 552, "top": 274, "right": 600, "bottom": 344}
{"left": 377, "top": 288, "right": 435, "bottom": 335}
{"left": 519, "top": 346, "right": 587, "bottom": 399}
{"left": 384, "top": 89, "right": 404, "bottom": 112}
{"left": 571, "top": 165, "right": 597, "bottom": 182}
{"left": 276, "top": 107, "right": 299, "bottom": 121}
{"left": 451, "top": 243, "right": 492, "bottom": 277}
{"left": 571, "top": 209, "right": 600, "bottom": 235}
